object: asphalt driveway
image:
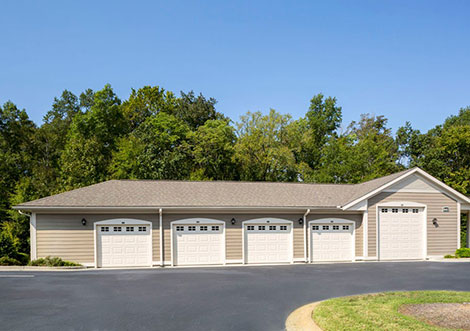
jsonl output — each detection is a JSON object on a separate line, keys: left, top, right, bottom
{"left": 1, "top": 262, "right": 470, "bottom": 331}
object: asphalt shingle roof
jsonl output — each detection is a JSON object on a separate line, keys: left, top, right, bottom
{"left": 15, "top": 168, "right": 414, "bottom": 209}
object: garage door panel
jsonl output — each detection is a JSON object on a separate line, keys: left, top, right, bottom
{"left": 98, "top": 225, "right": 151, "bottom": 267}
{"left": 174, "top": 224, "right": 224, "bottom": 266}
{"left": 245, "top": 224, "right": 292, "bottom": 264}
{"left": 311, "top": 224, "right": 353, "bottom": 262}
{"left": 379, "top": 207, "right": 424, "bottom": 260}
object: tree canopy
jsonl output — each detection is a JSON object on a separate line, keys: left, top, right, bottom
{"left": 0, "top": 84, "right": 469, "bottom": 261}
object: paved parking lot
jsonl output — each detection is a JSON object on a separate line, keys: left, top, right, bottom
{"left": 1, "top": 261, "right": 470, "bottom": 331}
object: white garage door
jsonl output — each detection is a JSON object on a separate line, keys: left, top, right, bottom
{"left": 174, "top": 224, "right": 224, "bottom": 266}
{"left": 245, "top": 224, "right": 292, "bottom": 264}
{"left": 311, "top": 223, "right": 353, "bottom": 262}
{"left": 98, "top": 225, "right": 151, "bottom": 267}
{"left": 379, "top": 207, "right": 424, "bottom": 260}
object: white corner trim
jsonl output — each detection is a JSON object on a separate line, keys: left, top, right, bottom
{"left": 30, "top": 212, "right": 37, "bottom": 260}
{"left": 308, "top": 218, "right": 356, "bottom": 263}
{"left": 93, "top": 218, "right": 153, "bottom": 268}
{"left": 242, "top": 218, "right": 294, "bottom": 264}
{"left": 342, "top": 168, "right": 470, "bottom": 210}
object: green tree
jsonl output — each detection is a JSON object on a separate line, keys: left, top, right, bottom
{"left": 297, "top": 94, "right": 343, "bottom": 172}
{"left": 121, "top": 86, "right": 177, "bottom": 131}
{"left": 0, "top": 102, "right": 36, "bottom": 221}
{"left": 60, "top": 85, "right": 125, "bottom": 188}
{"left": 110, "top": 112, "right": 192, "bottom": 179}
{"left": 174, "top": 91, "right": 226, "bottom": 130}
{"left": 234, "top": 109, "right": 296, "bottom": 181}
{"left": 190, "top": 119, "right": 238, "bottom": 180}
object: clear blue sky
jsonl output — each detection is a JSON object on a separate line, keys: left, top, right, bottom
{"left": 1, "top": 0, "right": 469, "bottom": 132}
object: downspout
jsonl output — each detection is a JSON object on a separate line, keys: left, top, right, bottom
{"left": 159, "top": 208, "right": 163, "bottom": 267}
{"left": 303, "top": 209, "right": 310, "bottom": 263}
{"left": 18, "top": 210, "right": 36, "bottom": 260}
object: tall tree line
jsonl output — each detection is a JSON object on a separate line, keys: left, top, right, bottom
{"left": 1, "top": 84, "right": 469, "bottom": 262}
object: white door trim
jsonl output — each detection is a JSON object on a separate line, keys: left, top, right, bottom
{"left": 308, "top": 218, "right": 355, "bottom": 263}
{"left": 94, "top": 218, "right": 153, "bottom": 268}
{"left": 376, "top": 202, "right": 427, "bottom": 260}
{"left": 242, "top": 218, "right": 294, "bottom": 264}
{"left": 170, "top": 218, "right": 226, "bottom": 266}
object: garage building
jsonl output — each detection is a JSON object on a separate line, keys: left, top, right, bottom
{"left": 14, "top": 167, "right": 470, "bottom": 267}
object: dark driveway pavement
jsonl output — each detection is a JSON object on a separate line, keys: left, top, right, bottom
{"left": 1, "top": 262, "right": 470, "bottom": 331}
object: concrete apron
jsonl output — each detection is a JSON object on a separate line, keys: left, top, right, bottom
{"left": 285, "top": 301, "right": 323, "bottom": 331}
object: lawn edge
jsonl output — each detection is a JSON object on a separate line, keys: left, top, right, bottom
{"left": 285, "top": 301, "right": 323, "bottom": 331}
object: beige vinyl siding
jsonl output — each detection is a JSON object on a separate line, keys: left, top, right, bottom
{"left": 36, "top": 214, "right": 159, "bottom": 264}
{"left": 308, "top": 214, "right": 363, "bottom": 258}
{"left": 368, "top": 192, "right": 458, "bottom": 257}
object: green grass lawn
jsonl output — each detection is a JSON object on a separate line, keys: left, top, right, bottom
{"left": 313, "top": 291, "right": 470, "bottom": 330}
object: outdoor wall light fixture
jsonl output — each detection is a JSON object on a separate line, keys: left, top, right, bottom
{"left": 81, "top": 218, "right": 87, "bottom": 226}
{"left": 432, "top": 218, "right": 439, "bottom": 227}
{"left": 298, "top": 218, "right": 303, "bottom": 225}
{"left": 231, "top": 218, "right": 236, "bottom": 225}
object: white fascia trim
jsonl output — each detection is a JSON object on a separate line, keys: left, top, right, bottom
{"left": 307, "top": 218, "right": 355, "bottom": 263}
{"left": 342, "top": 168, "right": 470, "bottom": 210}
{"left": 242, "top": 218, "right": 294, "bottom": 264}
{"left": 12, "top": 206, "right": 332, "bottom": 212}
{"left": 94, "top": 218, "right": 153, "bottom": 268}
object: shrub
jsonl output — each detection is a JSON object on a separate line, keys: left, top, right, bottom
{"left": 28, "top": 256, "right": 82, "bottom": 267}
{"left": 0, "top": 256, "right": 22, "bottom": 266}
{"left": 455, "top": 248, "right": 470, "bottom": 258}
{"left": 444, "top": 254, "right": 457, "bottom": 259}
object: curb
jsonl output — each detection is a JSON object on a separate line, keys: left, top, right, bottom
{"left": 0, "top": 266, "right": 86, "bottom": 271}
{"left": 285, "top": 301, "right": 323, "bottom": 331}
